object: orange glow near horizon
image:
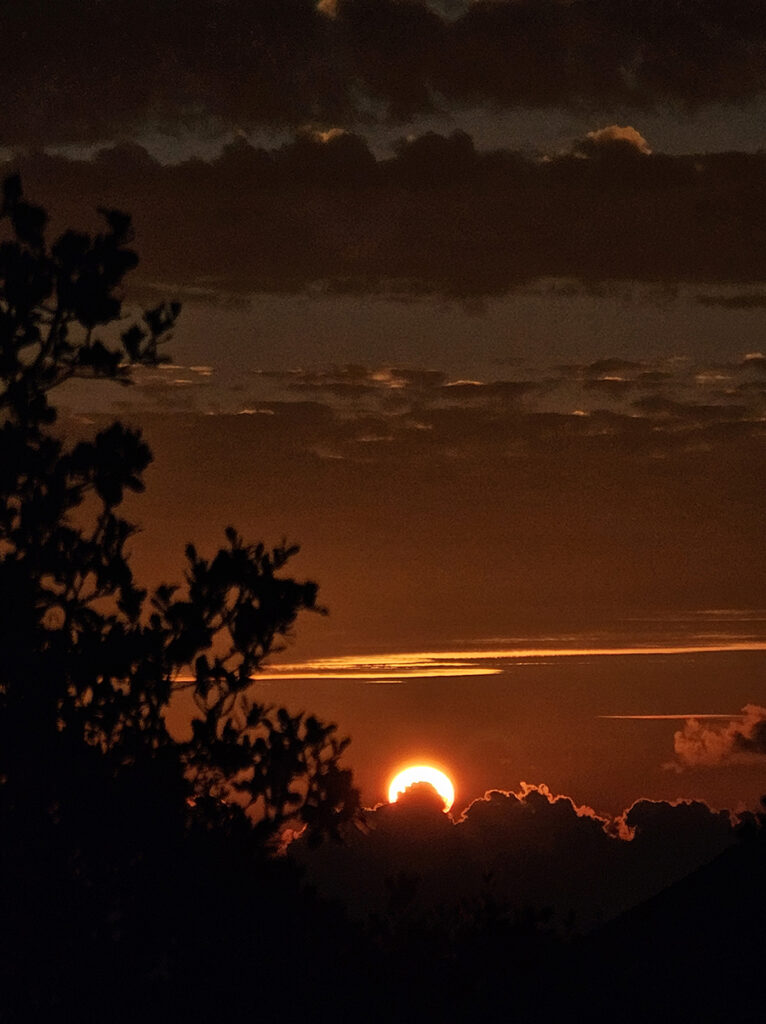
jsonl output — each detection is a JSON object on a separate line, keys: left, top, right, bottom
{"left": 388, "top": 765, "right": 455, "bottom": 812}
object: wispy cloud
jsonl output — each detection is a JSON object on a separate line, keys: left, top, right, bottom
{"left": 257, "top": 641, "right": 766, "bottom": 681}
{"left": 600, "top": 714, "right": 743, "bottom": 721}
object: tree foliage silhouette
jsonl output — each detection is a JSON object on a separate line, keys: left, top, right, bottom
{"left": 0, "top": 174, "right": 359, "bottom": 855}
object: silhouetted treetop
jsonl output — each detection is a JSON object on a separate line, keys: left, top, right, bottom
{"left": 0, "top": 172, "right": 179, "bottom": 429}
{"left": 0, "top": 175, "right": 359, "bottom": 856}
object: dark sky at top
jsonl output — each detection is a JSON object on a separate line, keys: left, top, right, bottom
{"left": 6, "top": 0, "right": 766, "bottom": 146}
{"left": 7, "top": 0, "right": 766, "bottom": 301}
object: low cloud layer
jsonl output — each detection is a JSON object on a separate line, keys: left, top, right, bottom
{"left": 293, "top": 782, "right": 741, "bottom": 931}
{"left": 117, "top": 351, "right": 766, "bottom": 456}
{"left": 8, "top": 131, "right": 766, "bottom": 297}
{"left": 6, "top": 1, "right": 766, "bottom": 144}
{"left": 672, "top": 705, "right": 766, "bottom": 768}
{"left": 84, "top": 344, "right": 765, "bottom": 643}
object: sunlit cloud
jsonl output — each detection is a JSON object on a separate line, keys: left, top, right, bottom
{"left": 575, "top": 124, "right": 652, "bottom": 157}
{"left": 669, "top": 704, "right": 766, "bottom": 769}
{"left": 256, "top": 667, "right": 501, "bottom": 681}
{"left": 257, "top": 641, "right": 766, "bottom": 681}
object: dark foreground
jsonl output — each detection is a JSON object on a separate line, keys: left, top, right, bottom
{"left": 4, "top": 823, "right": 765, "bottom": 1024}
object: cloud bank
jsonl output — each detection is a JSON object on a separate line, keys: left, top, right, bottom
{"left": 8, "top": 131, "right": 766, "bottom": 297}
{"left": 293, "top": 782, "right": 741, "bottom": 931}
{"left": 7, "top": 1, "right": 766, "bottom": 143}
{"left": 97, "top": 345, "right": 765, "bottom": 639}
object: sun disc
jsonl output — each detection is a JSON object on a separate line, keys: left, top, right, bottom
{"left": 388, "top": 765, "right": 455, "bottom": 812}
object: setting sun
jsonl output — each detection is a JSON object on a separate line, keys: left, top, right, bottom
{"left": 388, "top": 765, "right": 455, "bottom": 812}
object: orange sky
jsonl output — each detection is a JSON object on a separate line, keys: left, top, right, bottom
{"left": 54, "top": 289, "right": 763, "bottom": 816}
{"left": 12, "top": 0, "right": 766, "bottom": 816}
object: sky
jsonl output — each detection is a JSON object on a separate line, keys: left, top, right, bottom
{"left": 7, "top": 0, "right": 766, "bottom": 820}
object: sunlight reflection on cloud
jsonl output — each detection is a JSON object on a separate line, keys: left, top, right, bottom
{"left": 255, "top": 640, "right": 766, "bottom": 681}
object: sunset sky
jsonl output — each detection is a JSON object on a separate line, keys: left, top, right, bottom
{"left": 9, "top": 0, "right": 766, "bottom": 817}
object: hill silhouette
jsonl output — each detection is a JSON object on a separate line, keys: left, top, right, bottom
{"left": 578, "top": 834, "right": 766, "bottom": 1023}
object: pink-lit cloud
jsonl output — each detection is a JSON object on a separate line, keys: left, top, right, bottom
{"left": 671, "top": 704, "right": 766, "bottom": 769}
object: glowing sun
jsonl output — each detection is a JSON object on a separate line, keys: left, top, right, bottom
{"left": 388, "top": 765, "right": 455, "bottom": 812}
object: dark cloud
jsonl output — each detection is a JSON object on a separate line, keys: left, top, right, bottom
{"left": 65, "top": 334, "right": 762, "bottom": 545}
{"left": 263, "top": 363, "right": 449, "bottom": 395}
{"left": 584, "top": 358, "right": 647, "bottom": 376}
{"left": 8, "top": 134, "right": 766, "bottom": 297}
{"left": 697, "top": 292, "right": 766, "bottom": 309}
{"left": 671, "top": 705, "right": 766, "bottom": 768}
{"left": 439, "top": 379, "right": 541, "bottom": 404}
{"left": 583, "top": 378, "right": 638, "bottom": 397}
{"left": 255, "top": 362, "right": 761, "bottom": 460}
{"left": 636, "top": 370, "right": 674, "bottom": 384}
{"left": 741, "top": 353, "right": 766, "bottom": 373}
{"left": 7, "top": 1, "right": 766, "bottom": 144}
{"left": 107, "top": 352, "right": 766, "bottom": 460}
{"left": 292, "top": 783, "right": 739, "bottom": 932}
{"left": 631, "top": 395, "right": 750, "bottom": 424}
{"left": 437, "top": 0, "right": 766, "bottom": 111}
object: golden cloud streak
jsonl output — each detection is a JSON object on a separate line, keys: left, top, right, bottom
{"left": 251, "top": 641, "right": 766, "bottom": 681}
{"left": 599, "top": 714, "right": 744, "bottom": 720}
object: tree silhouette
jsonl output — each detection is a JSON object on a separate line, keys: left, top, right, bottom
{"left": 0, "top": 173, "right": 359, "bottom": 853}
